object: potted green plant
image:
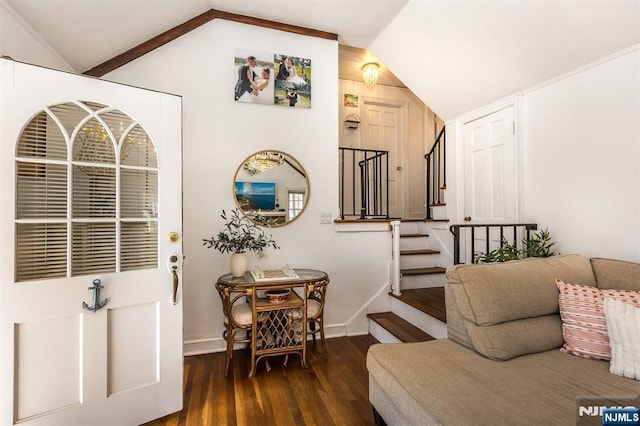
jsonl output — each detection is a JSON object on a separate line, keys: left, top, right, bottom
{"left": 474, "top": 228, "right": 556, "bottom": 264}
{"left": 203, "top": 209, "right": 279, "bottom": 277}
{"left": 523, "top": 228, "right": 556, "bottom": 258}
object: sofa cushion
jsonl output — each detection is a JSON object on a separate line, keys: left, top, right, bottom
{"left": 446, "top": 254, "right": 595, "bottom": 360}
{"left": 604, "top": 298, "right": 640, "bottom": 380}
{"left": 592, "top": 258, "right": 640, "bottom": 290}
{"left": 556, "top": 279, "right": 640, "bottom": 360}
{"left": 367, "top": 339, "right": 640, "bottom": 426}
{"left": 463, "top": 314, "right": 563, "bottom": 361}
{"left": 446, "top": 254, "right": 596, "bottom": 326}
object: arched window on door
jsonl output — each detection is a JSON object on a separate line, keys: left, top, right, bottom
{"left": 15, "top": 101, "right": 158, "bottom": 282}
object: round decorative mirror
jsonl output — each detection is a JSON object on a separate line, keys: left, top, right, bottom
{"left": 233, "top": 150, "right": 310, "bottom": 227}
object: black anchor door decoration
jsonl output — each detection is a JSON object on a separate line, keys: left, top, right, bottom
{"left": 82, "top": 279, "right": 108, "bottom": 313}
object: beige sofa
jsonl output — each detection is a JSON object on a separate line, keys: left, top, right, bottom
{"left": 367, "top": 255, "right": 640, "bottom": 425}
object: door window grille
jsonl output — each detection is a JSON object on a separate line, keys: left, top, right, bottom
{"left": 15, "top": 101, "right": 158, "bottom": 282}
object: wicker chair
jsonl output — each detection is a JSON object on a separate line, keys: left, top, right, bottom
{"left": 215, "top": 282, "right": 253, "bottom": 377}
{"left": 306, "top": 279, "right": 329, "bottom": 359}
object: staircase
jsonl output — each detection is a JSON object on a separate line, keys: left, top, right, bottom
{"left": 367, "top": 125, "right": 450, "bottom": 343}
{"left": 368, "top": 217, "right": 450, "bottom": 343}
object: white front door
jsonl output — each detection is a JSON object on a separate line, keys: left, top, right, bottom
{"left": 363, "top": 102, "right": 404, "bottom": 218}
{"left": 0, "top": 60, "right": 183, "bottom": 425}
{"left": 462, "top": 106, "right": 517, "bottom": 258}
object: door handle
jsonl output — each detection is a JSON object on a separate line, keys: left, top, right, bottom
{"left": 167, "top": 253, "right": 181, "bottom": 305}
{"left": 171, "top": 266, "right": 179, "bottom": 305}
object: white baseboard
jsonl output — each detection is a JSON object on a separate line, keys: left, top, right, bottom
{"left": 183, "top": 337, "right": 226, "bottom": 356}
{"left": 183, "top": 323, "right": 350, "bottom": 356}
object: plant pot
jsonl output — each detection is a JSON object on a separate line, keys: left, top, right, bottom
{"left": 230, "top": 252, "right": 248, "bottom": 277}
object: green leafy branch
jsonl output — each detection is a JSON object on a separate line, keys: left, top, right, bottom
{"left": 202, "top": 209, "right": 280, "bottom": 255}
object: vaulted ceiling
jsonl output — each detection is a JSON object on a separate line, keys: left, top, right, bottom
{"left": 370, "top": 0, "right": 640, "bottom": 119}
{"left": 3, "top": 0, "right": 639, "bottom": 120}
{"left": 2, "top": 0, "right": 408, "bottom": 74}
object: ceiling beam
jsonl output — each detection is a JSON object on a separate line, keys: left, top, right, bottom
{"left": 213, "top": 10, "right": 338, "bottom": 41}
{"left": 83, "top": 9, "right": 338, "bottom": 78}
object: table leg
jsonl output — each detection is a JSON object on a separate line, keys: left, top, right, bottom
{"left": 249, "top": 316, "right": 258, "bottom": 377}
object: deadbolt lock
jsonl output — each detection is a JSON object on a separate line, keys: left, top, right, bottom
{"left": 168, "top": 232, "right": 180, "bottom": 243}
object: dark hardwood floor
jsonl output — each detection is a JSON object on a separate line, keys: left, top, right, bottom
{"left": 143, "top": 335, "right": 379, "bottom": 426}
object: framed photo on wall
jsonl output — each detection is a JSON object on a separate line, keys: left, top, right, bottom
{"left": 274, "top": 54, "right": 312, "bottom": 108}
{"left": 344, "top": 93, "right": 358, "bottom": 107}
{"left": 234, "top": 49, "right": 274, "bottom": 104}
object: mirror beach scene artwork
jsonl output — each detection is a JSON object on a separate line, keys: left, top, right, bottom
{"left": 234, "top": 151, "right": 309, "bottom": 227}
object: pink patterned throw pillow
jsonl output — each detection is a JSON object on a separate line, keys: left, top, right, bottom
{"left": 555, "top": 279, "right": 640, "bottom": 360}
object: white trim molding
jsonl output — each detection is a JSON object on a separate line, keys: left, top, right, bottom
{"left": 523, "top": 44, "right": 640, "bottom": 95}
{"left": 0, "top": 0, "right": 76, "bottom": 72}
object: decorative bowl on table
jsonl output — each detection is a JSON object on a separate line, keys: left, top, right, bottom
{"left": 265, "top": 289, "right": 290, "bottom": 304}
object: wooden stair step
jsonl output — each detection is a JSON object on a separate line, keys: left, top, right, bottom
{"left": 391, "top": 287, "right": 447, "bottom": 323}
{"left": 399, "top": 233, "right": 429, "bottom": 238}
{"left": 400, "top": 249, "right": 440, "bottom": 256}
{"left": 367, "top": 312, "right": 435, "bottom": 343}
{"left": 400, "top": 266, "right": 446, "bottom": 276}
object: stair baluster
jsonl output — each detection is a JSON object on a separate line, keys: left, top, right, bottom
{"left": 424, "top": 127, "right": 446, "bottom": 219}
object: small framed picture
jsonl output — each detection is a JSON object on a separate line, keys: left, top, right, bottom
{"left": 344, "top": 93, "right": 359, "bottom": 108}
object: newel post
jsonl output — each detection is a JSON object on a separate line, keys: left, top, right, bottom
{"left": 391, "top": 220, "right": 401, "bottom": 296}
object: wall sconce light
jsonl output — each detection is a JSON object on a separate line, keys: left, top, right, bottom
{"left": 362, "top": 62, "right": 379, "bottom": 89}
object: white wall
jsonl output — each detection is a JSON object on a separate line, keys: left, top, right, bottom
{"left": 0, "top": 1, "right": 74, "bottom": 72}
{"left": 104, "top": 19, "right": 391, "bottom": 354}
{"left": 445, "top": 47, "right": 640, "bottom": 263}
{"left": 522, "top": 49, "right": 640, "bottom": 261}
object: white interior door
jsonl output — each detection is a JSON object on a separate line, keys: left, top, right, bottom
{"left": 0, "top": 59, "right": 183, "bottom": 425}
{"left": 462, "top": 105, "right": 517, "bottom": 259}
{"left": 363, "top": 102, "right": 404, "bottom": 218}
